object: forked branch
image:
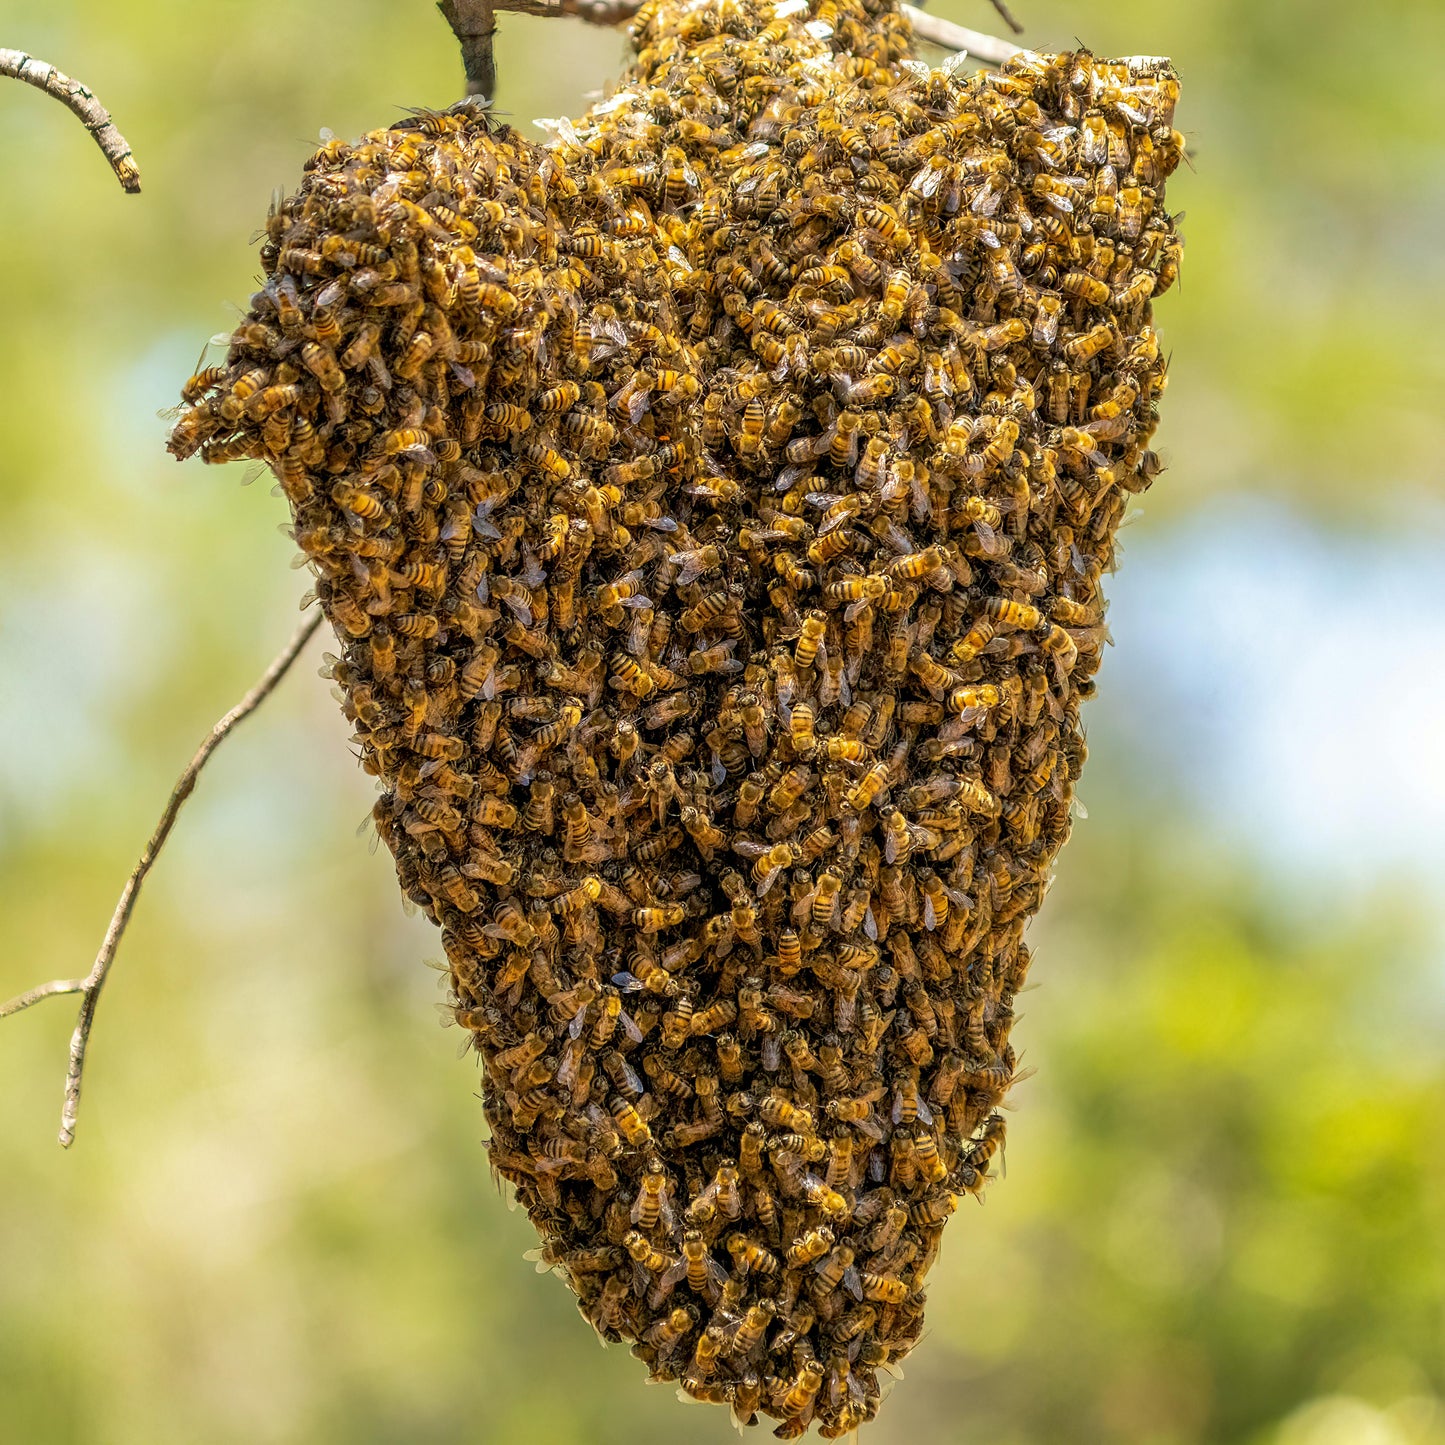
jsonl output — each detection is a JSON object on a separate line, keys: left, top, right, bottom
{"left": 0, "top": 608, "right": 323, "bottom": 1147}
{"left": 0, "top": 49, "right": 140, "bottom": 193}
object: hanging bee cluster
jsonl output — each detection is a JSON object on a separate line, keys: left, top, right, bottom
{"left": 170, "top": 0, "right": 1181, "bottom": 1431}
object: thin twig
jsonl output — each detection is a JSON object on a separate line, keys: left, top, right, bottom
{"left": 438, "top": 0, "right": 499, "bottom": 100}
{"left": 986, "top": 0, "right": 1025, "bottom": 37}
{"left": 904, "top": 7, "right": 1021, "bottom": 64}
{"left": 0, "top": 49, "right": 140, "bottom": 193}
{"left": 0, "top": 979, "right": 86, "bottom": 1020}
{"left": 0, "top": 607, "right": 323, "bottom": 1147}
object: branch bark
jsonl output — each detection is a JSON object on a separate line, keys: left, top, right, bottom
{"left": 904, "top": 8, "right": 1021, "bottom": 64}
{"left": 493, "top": 0, "right": 642, "bottom": 21}
{"left": 0, "top": 979, "right": 86, "bottom": 1020}
{"left": 468, "top": 0, "right": 1020, "bottom": 68}
{"left": 0, "top": 49, "right": 140, "bottom": 193}
{"left": 0, "top": 608, "right": 323, "bottom": 1147}
{"left": 438, "top": 0, "right": 498, "bottom": 100}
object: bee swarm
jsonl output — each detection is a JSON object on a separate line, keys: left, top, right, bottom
{"left": 170, "top": 0, "right": 1181, "bottom": 1433}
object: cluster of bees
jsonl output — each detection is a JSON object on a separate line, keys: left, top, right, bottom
{"left": 170, "top": 0, "right": 1180, "bottom": 1431}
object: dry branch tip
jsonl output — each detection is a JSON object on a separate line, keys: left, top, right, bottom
{"left": 0, "top": 608, "right": 323, "bottom": 1148}
{"left": 0, "top": 49, "right": 140, "bottom": 193}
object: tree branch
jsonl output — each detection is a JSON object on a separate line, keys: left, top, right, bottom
{"left": 0, "top": 979, "right": 86, "bottom": 1020}
{"left": 479, "top": 0, "right": 1020, "bottom": 67}
{"left": 494, "top": 0, "right": 642, "bottom": 21}
{"left": 0, "top": 49, "right": 140, "bottom": 193}
{"left": 904, "top": 7, "right": 1021, "bottom": 64}
{"left": 438, "top": 0, "right": 498, "bottom": 100}
{"left": 0, "top": 607, "right": 323, "bottom": 1147}
{"left": 986, "top": 0, "right": 1025, "bottom": 37}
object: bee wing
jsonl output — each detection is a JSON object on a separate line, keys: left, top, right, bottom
{"left": 499, "top": 593, "right": 534, "bottom": 627}
{"left": 626, "top": 389, "right": 651, "bottom": 425}
{"left": 705, "top": 1256, "right": 732, "bottom": 1295}
{"left": 658, "top": 1255, "right": 690, "bottom": 1290}
{"left": 671, "top": 552, "right": 703, "bottom": 587}
{"left": 522, "top": 1247, "right": 561, "bottom": 1275}
{"left": 972, "top": 518, "right": 1005, "bottom": 554}
{"left": 518, "top": 551, "right": 547, "bottom": 589}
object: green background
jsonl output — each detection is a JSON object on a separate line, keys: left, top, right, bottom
{"left": 2, "top": 2, "right": 1443, "bottom": 1441}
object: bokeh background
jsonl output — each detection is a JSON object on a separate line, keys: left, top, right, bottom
{"left": 2, "top": 1, "right": 1443, "bottom": 1441}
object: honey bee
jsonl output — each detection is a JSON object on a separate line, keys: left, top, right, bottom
{"left": 181, "top": 363, "right": 229, "bottom": 405}
{"left": 794, "top": 611, "right": 827, "bottom": 670}
{"left": 589, "top": 1273, "right": 631, "bottom": 1336}
{"left": 810, "top": 872, "right": 842, "bottom": 929}
{"left": 1063, "top": 322, "right": 1115, "bottom": 365}
{"left": 846, "top": 761, "right": 891, "bottom": 813}
{"left": 727, "top": 1232, "right": 780, "bottom": 1277}
{"left": 607, "top": 1091, "right": 652, "bottom": 1149}
{"left": 640, "top": 1304, "right": 695, "bottom": 1359}
{"left": 777, "top": 1359, "right": 825, "bottom": 1418}
{"left": 631, "top": 1159, "right": 673, "bottom": 1229}
{"left": 788, "top": 703, "right": 817, "bottom": 757}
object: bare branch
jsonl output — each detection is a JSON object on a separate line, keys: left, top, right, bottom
{"left": 0, "top": 979, "right": 86, "bottom": 1021}
{"left": 904, "top": 7, "right": 1021, "bottom": 64}
{"left": 986, "top": 0, "right": 1025, "bottom": 37}
{"left": 494, "top": 0, "right": 640, "bottom": 21}
{"left": 438, "top": 0, "right": 498, "bottom": 100}
{"left": 0, "top": 608, "right": 323, "bottom": 1148}
{"left": 480, "top": 0, "right": 1019, "bottom": 65}
{"left": 0, "top": 49, "right": 140, "bottom": 193}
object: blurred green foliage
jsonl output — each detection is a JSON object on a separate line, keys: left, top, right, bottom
{"left": 2, "top": 1, "right": 1443, "bottom": 1441}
